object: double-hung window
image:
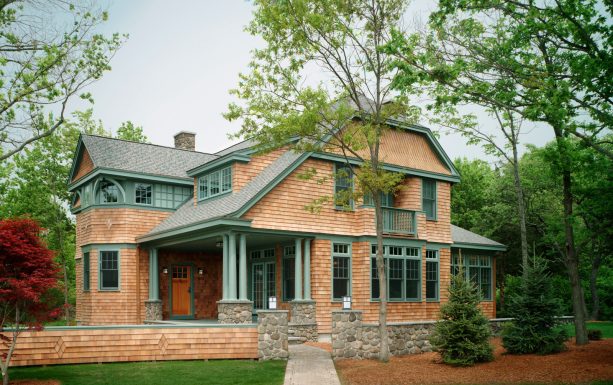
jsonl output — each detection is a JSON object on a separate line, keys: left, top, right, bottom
{"left": 422, "top": 179, "right": 437, "bottom": 220}
{"left": 283, "top": 246, "right": 295, "bottom": 301}
{"left": 99, "top": 250, "right": 119, "bottom": 290}
{"left": 371, "top": 245, "right": 421, "bottom": 301}
{"left": 426, "top": 250, "right": 439, "bottom": 301}
{"left": 83, "top": 252, "right": 90, "bottom": 291}
{"left": 198, "top": 167, "right": 232, "bottom": 200}
{"left": 334, "top": 164, "right": 354, "bottom": 210}
{"left": 135, "top": 183, "right": 152, "bottom": 205}
{"left": 332, "top": 243, "right": 351, "bottom": 300}
{"left": 451, "top": 253, "right": 492, "bottom": 300}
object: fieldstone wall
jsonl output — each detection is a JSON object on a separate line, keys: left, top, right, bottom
{"left": 332, "top": 310, "right": 363, "bottom": 359}
{"left": 144, "top": 300, "right": 162, "bottom": 321}
{"left": 290, "top": 300, "right": 318, "bottom": 342}
{"left": 257, "top": 310, "right": 289, "bottom": 360}
{"left": 217, "top": 300, "right": 253, "bottom": 324}
{"left": 489, "top": 316, "right": 574, "bottom": 335}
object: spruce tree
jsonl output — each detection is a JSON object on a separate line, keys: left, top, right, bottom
{"left": 502, "top": 256, "right": 567, "bottom": 354}
{"left": 431, "top": 270, "right": 493, "bottom": 366}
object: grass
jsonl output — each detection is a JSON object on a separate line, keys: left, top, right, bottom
{"left": 557, "top": 321, "right": 613, "bottom": 339}
{"left": 8, "top": 359, "right": 286, "bottom": 385}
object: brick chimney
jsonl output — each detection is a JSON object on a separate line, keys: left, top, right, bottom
{"left": 174, "top": 131, "right": 196, "bottom": 151}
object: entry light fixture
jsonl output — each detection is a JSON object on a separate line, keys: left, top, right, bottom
{"left": 215, "top": 241, "right": 223, "bottom": 248}
{"left": 198, "top": 267, "right": 204, "bottom": 275}
{"left": 342, "top": 296, "right": 352, "bottom": 310}
{"left": 162, "top": 267, "right": 168, "bottom": 274}
{"left": 268, "top": 296, "right": 277, "bottom": 310}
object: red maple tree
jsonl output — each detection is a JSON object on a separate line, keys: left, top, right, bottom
{"left": 0, "top": 218, "right": 59, "bottom": 385}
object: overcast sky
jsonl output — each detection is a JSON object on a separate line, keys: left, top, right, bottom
{"left": 71, "top": 0, "right": 554, "bottom": 162}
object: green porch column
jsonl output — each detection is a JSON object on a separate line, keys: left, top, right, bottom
{"left": 228, "top": 232, "right": 238, "bottom": 300}
{"left": 294, "top": 238, "right": 303, "bottom": 300}
{"left": 304, "top": 239, "right": 311, "bottom": 300}
{"left": 239, "top": 233, "right": 247, "bottom": 300}
{"left": 222, "top": 234, "right": 229, "bottom": 300}
{"left": 148, "top": 248, "right": 159, "bottom": 300}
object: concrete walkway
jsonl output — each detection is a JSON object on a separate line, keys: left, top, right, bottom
{"left": 284, "top": 344, "right": 341, "bottom": 385}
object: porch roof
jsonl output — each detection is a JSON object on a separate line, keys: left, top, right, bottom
{"left": 451, "top": 224, "right": 506, "bottom": 251}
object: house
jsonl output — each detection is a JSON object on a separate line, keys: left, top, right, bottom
{"left": 68, "top": 119, "right": 505, "bottom": 338}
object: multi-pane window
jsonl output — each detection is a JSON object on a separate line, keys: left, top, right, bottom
{"left": 426, "top": 250, "right": 439, "bottom": 300}
{"left": 99, "top": 250, "right": 119, "bottom": 290}
{"left": 363, "top": 191, "right": 394, "bottom": 207}
{"left": 100, "top": 181, "right": 118, "bottom": 203}
{"left": 135, "top": 183, "right": 152, "bottom": 205}
{"left": 371, "top": 246, "right": 421, "bottom": 301}
{"left": 250, "top": 249, "right": 275, "bottom": 260}
{"left": 198, "top": 167, "right": 232, "bottom": 200}
{"left": 154, "top": 185, "right": 191, "bottom": 208}
{"left": 283, "top": 246, "right": 295, "bottom": 301}
{"left": 334, "top": 164, "right": 353, "bottom": 210}
{"left": 451, "top": 253, "right": 492, "bottom": 300}
{"left": 332, "top": 243, "right": 351, "bottom": 300}
{"left": 422, "top": 179, "right": 437, "bottom": 220}
{"left": 83, "top": 252, "right": 90, "bottom": 291}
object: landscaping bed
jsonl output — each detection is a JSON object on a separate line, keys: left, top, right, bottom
{"left": 335, "top": 338, "right": 613, "bottom": 385}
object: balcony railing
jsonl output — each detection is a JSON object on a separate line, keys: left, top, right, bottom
{"left": 381, "top": 208, "right": 416, "bottom": 235}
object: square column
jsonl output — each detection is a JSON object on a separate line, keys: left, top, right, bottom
{"left": 304, "top": 239, "right": 311, "bottom": 300}
{"left": 222, "top": 234, "right": 229, "bottom": 300}
{"left": 228, "top": 232, "right": 237, "bottom": 300}
{"left": 239, "top": 233, "right": 248, "bottom": 300}
{"left": 145, "top": 248, "right": 162, "bottom": 321}
{"left": 294, "top": 238, "right": 303, "bottom": 300}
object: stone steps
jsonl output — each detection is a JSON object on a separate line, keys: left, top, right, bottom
{"left": 289, "top": 336, "right": 307, "bottom": 345}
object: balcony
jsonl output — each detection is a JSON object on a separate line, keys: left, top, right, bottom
{"left": 381, "top": 207, "right": 417, "bottom": 235}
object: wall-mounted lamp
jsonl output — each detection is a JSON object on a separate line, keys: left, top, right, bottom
{"left": 268, "top": 296, "right": 277, "bottom": 310}
{"left": 342, "top": 296, "right": 352, "bottom": 310}
{"left": 198, "top": 267, "right": 204, "bottom": 275}
{"left": 215, "top": 241, "right": 223, "bottom": 248}
{"left": 162, "top": 267, "right": 168, "bottom": 274}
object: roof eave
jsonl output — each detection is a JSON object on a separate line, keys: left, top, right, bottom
{"left": 452, "top": 242, "right": 507, "bottom": 252}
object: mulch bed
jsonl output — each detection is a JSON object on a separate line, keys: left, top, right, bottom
{"left": 10, "top": 381, "right": 60, "bottom": 385}
{"left": 335, "top": 338, "right": 613, "bottom": 385}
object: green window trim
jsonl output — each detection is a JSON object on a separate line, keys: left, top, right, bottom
{"left": 98, "top": 249, "right": 120, "bottom": 291}
{"left": 334, "top": 163, "right": 354, "bottom": 210}
{"left": 134, "top": 183, "right": 152, "bottom": 206}
{"left": 198, "top": 166, "right": 232, "bottom": 201}
{"left": 83, "top": 252, "right": 90, "bottom": 291}
{"left": 282, "top": 245, "right": 295, "bottom": 302}
{"left": 370, "top": 245, "right": 421, "bottom": 302}
{"left": 451, "top": 253, "right": 493, "bottom": 301}
{"left": 154, "top": 184, "right": 192, "bottom": 209}
{"left": 363, "top": 191, "right": 394, "bottom": 207}
{"left": 331, "top": 243, "right": 352, "bottom": 301}
{"left": 425, "top": 249, "right": 439, "bottom": 301}
{"left": 422, "top": 179, "right": 437, "bottom": 220}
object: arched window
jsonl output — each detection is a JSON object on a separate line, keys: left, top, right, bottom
{"left": 100, "top": 180, "right": 119, "bottom": 203}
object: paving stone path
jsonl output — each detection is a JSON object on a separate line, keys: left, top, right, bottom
{"left": 283, "top": 344, "right": 341, "bottom": 385}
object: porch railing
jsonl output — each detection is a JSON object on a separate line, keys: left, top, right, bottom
{"left": 381, "top": 208, "right": 417, "bottom": 235}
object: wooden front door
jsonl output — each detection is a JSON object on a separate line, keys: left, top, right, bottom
{"left": 171, "top": 265, "right": 192, "bottom": 317}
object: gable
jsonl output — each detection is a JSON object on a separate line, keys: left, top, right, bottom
{"left": 72, "top": 147, "right": 95, "bottom": 182}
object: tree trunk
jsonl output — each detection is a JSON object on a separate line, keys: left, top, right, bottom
{"left": 510, "top": 141, "right": 529, "bottom": 274}
{"left": 374, "top": 193, "right": 390, "bottom": 362}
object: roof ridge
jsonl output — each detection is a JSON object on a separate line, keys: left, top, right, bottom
{"left": 81, "top": 133, "right": 217, "bottom": 156}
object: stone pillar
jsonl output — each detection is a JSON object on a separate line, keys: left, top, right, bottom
{"left": 222, "top": 234, "right": 229, "bottom": 300}
{"left": 257, "top": 310, "right": 289, "bottom": 360}
{"left": 145, "top": 248, "right": 162, "bottom": 321}
{"left": 304, "top": 239, "right": 311, "bottom": 300}
{"left": 294, "top": 238, "right": 302, "bottom": 300}
{"left": 239, "top": 233, "right": 247, "bottom": 300}
{"left": 289, "top": 300, "right": 318, "bottom": 342}
{"left": 217, "top": 300, "right": 254, "bottom": 324}
{"left": 331, "top": 310, "right": 363, "bottom": 359}
{"left": 228, "top": 232, "right": 237, "bottom": 300}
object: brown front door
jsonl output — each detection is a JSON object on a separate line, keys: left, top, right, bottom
{"left": 171, "top": 265, "right": 191, "bottom": 317}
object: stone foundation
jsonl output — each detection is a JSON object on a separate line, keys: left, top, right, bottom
{"left": 217, "top": 300, "right": 253, "bottom": 324}
{"left": 257, "top": 310, "right": 289, "bottom": 360}
{"left": 144, "top": 300, "right": 162, "bottom": 321}
{"left": 290, "top": 300, "right": 318, "bottom": 342}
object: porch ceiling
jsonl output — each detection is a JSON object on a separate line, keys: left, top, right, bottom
{"left": 160, "top": 233, "right": 299, "bottom": 253}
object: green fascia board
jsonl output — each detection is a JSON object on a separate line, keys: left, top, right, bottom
{"left": 71, "top": 203, "right": 177, "bottom": 215}
{"left": 68, "top": 167, "right": 193, "bottom": 192}
{"left": 136, "top": 218, "right": 253, "bottom": 244}
{"left": 81, "top": 243, "right": 138, "bottom": 253}
{"left": 67, "top": 135, "right": 86, "bottom": 185}
{"left": 452, "top": 242, "right": 507, "bottom": 252}
{"left": 186, "top": 153, "right": 251, "bottom": 177}
{"left": 310, "top": 152, "right": 460, "bottom": 183}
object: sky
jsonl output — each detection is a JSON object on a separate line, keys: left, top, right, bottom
{"left": 71, "top": 0, "right": 554, "bottom": 162}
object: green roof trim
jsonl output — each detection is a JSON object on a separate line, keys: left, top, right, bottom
{"left": 68, "top": 168, "right": 193, "bottom": 192}
{"left": 136, "top": 218, "right": 253, "bottom": 244}
{"left": 452, "top": 242, "right": 507, "bottom": 252}
{"left": 186, "top": 153, "right": 251, "bottom": 177}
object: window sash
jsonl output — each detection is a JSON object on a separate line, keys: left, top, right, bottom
{"left": 83, "top": 252, "right": 90, "bottom": 291}
{"left": 370, "top": 246, "right": 421, "bottom": 301}
{"left": 100, "top": 181, "right": 118, "bottom": 203}
{"left": 363, "top": 191, "right": 394, "bottom": 207}
{"left": 135, "top": 183, "right": 152, "bottom": 205}
{"left": 451, "top": 253, "right": 492, "bottom": 300}
{"left": 334, "top": 164, "right": 353, "bottom": 209}
{"left": 198, "top": 167, "right": 232, "bottom": 200}
{"left": 99, "top": 251, "right": 119, "bottom": 290}
{"left": 422, "top": 179, "right": 437, "bottom": 220}
{"left": 332, "top": 243, "right": 351, "bottom": 300}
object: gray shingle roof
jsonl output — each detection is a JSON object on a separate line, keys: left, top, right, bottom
{"left": 145, "top": 150, "right": 305, "bottom": 236}
{"left": 214, "top": 139, "right": 256, "bottom": 156}
{"left": 451, "top": 224, "right": 505, "bottom": 248}
{"left": 81, "top": 134, "right": 217, "bottom": 179}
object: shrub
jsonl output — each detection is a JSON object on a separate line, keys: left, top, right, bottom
{"left": 588, "top": 329, "right": 602, "bottom": 341}
{"left": 502, "top": 256, "right": 567, "bottom": 355}
{"left": 431, "top": 271, "right": 494, "bottom": 366}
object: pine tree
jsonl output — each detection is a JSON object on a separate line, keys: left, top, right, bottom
{"left": 431, "top": 270, "right": 493, "bottom": 366}
{"left": 502, "top": 256, "right": 567, "bottom": 354}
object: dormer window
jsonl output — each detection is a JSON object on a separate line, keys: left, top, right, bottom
{"left": 100, "top": 181, "right": 119, "bottom": 203}
{"left": 198, "top": 166, "right": 232, "bottom": 200}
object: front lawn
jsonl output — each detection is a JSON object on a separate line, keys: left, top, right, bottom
{"left": 8, "top": 359, "right": 286, "bottom": 385}
{"left": 558, "top": 321, "right": 613, "bottom": 339}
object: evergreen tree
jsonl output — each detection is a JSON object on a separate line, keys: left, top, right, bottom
{"left": 502, "top": 256, "right": 567, "bottom": 354}
{"left": 431, "top": 270, "right": 493, "bottom": 366}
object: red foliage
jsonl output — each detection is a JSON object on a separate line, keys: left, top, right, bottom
{"left": 0, "top": 218, "right": 59, "bottom": 327}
